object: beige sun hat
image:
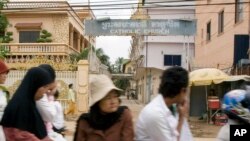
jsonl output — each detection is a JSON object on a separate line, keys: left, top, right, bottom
{"left": 89, "top": 74, "right": 122, "bottom": 107}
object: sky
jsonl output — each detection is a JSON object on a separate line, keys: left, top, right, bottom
{"left": 70, "top": 0, "right": 138, "bottom": 63}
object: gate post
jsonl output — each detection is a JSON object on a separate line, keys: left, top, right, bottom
{"left": 76, "top": 60, "right": 89, "bottom": 113}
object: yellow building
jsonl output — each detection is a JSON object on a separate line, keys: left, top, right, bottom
{"left": 123, "top": 60, "right": 134, "bottom": 74}
{"left": 194, "top": 0, "right": 250, "bottom": 71}
{"left": 122, "top": 60, "right": 137, "bottom": 98}
{"left": 1, "top": 0, "right": 95, "bottom": 69}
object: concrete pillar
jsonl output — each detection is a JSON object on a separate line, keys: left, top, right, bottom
{"left": 77, "top": 34, "right": 81, "bottom": 52}
{"left": 143, "top": 72, "right": 147, "bottom": 104}
{"left": 81, "top": 38, "right": 85, "bottom": 50}
{"left": 70, "top": 27, "right": 74, "bottom": 47}
{"left": 76, "top": 60, "right": 89, "bottom": 113}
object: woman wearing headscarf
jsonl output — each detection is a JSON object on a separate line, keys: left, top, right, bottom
{"left": 0, "top": 60, "right": 10, "bottom": 121}
{"left": 0, "top": 67, "right": 56, "bottom": 141}
{"left": 36, "top": 64, "right": 57, "bottom": 124}
{"left": 74, "top": 74, "right": 134, "bottom": 141}
{"left": 36, "top": 64, "right": 66, "bottom": 141}
{"left": 36, "top": 64, "right": 57, "bottom": 127}
{"left": 39, "top": 64, "right": 56, "bottom": 80}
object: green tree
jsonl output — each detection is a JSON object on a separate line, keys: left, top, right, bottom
{"left": 69, "top": 47, "right": 90, "bottom": 62}
{"left": 0, "top": 0, "right": 11, "bottom": 59}
{"left": 114, "top": 78, "right": 130, "bottom": 92}
{"left": 115, "top": 57, "right": 124, "bottom": 73}
{"left": 112, "top": 57, "right": 130, "bottom": 91}
{"left": 0, "top": 0, "right": 8, "bottom": 31}
{"left": 95, "top": 48, "right": 110, "bottom": 66}
{"left": 1, "top": 31, "right": 13, "bottom": 43}
{"left": 70, "top": 47, "right": 112, "bottom": 70}
{"left": 95, "top": 48, "right": 104, "bottom": 58}
{"left": 99, "top": 54, "right": 110, "bottom": 66}
{"left": 37, "top": 29, "right": 52, "bottom": 43}
{"left": 0, "top": 0, "right": 9, "bottom": 42}
{"left": 0, "top": 46, "right": 10, "bottom": 59}
{"left": 108, "top": 64, "right": 116, "bottom": 73}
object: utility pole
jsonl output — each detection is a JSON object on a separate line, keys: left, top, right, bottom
{"left": 88, "top": 0, "right": 92, "bottom": 73}
{"left": 142, "top": 0, "right": 146, "bottom": 5}
{"left": 187, "top": 36, "right": 190, "bottom": 71}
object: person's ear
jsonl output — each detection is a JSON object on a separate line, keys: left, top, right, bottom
{"left": 181, "top": 88, "right": 187, "bottom": 93}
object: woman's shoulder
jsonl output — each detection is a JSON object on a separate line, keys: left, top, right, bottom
{"left": 78, "top": 112, "right": 89, "bottom": 120}
{"left": 77, "top": 113, "right": 90, "bottom": 125}
{"left": 119, "top": 106, "right": 132, "bottom": 120}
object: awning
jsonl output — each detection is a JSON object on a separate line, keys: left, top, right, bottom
{"left": 189, "top": 68, "right": 229, "bottom": 86}
{"left": 223, "top": 75, "right": 250, "bottom": 82}
{"left": 15, "top": 23, "right": 42, "bottom": 29}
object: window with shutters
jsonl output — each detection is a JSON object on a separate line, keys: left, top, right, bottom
{"left": 164, "top": 55, "right": 182, "bottom": 66}
{"left": 19, "top": 31, "right": 40, "bottom": 43}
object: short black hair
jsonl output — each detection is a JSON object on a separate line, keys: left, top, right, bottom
{"left": 69, "top": 83, "right": 73, "bottom": 88}
{"left": 158, "top": 66, "right": 189, "bottom": 98}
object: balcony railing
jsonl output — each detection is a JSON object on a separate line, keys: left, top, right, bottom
{"left": 0, "top": 43, "right": 79, "bottom": 55}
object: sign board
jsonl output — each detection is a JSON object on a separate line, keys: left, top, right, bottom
{"left": 84, "top": 19, "right": 196, "bottom": 36}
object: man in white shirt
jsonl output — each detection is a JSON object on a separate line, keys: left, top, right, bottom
{"left": 65, "top": 84, "right": 77, "bottom": 115}
{"left": 68, "top": 84, "right": 75, "bottom": 102}
{"left": 135, "top": 66, "right": 193, "bottom": 141}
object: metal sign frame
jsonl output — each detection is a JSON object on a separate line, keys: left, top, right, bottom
{"left": 84, "top": 19, "right": 196, "bottom": 36}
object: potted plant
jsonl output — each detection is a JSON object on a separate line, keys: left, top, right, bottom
{"left": 37, "top": 29, "right": 52, "bottom": 43}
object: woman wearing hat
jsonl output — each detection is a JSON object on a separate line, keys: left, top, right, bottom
{"left": 74, "top": 74, "right": 134, "bottom": 141}
{"left": 0, "top": 60, "right": 10, "bottom": 121}
{"left": 216, "top": 89, "right": 250, "bottom": 141}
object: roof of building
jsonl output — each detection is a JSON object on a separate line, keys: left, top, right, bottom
{"left": 7, "top": 0, "right": 68, "bottom": 9}
{"left": 123, "top": 59, "right": 131, "bottom": 65}
{"left": 122, "top": 59, "right": 131, "bottom": 73}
